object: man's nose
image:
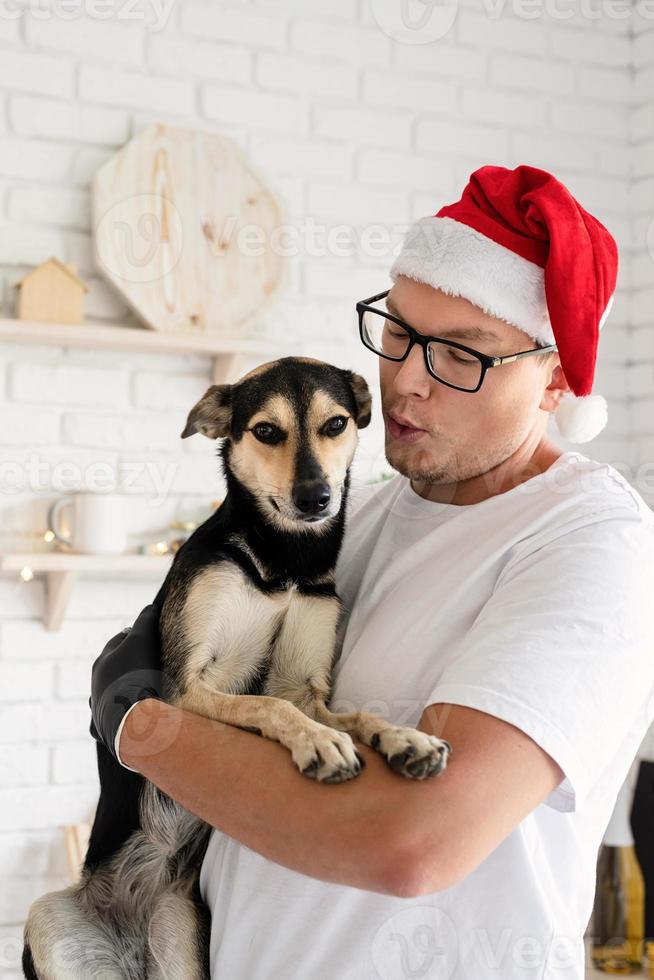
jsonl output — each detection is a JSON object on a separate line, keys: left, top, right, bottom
{"left": 390, "top": 344, "right": 433, "bottom": 397}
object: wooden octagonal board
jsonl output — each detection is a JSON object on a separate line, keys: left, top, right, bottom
{"left": 92, "top": 124, "right": 287, "bottom": 336}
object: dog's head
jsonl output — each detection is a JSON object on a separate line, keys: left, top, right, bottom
{"left": 181, "top": 356, "right": 372, "bottom": 530}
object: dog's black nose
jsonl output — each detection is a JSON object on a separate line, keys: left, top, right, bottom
{"left": 293, "top": 481, "right": 331, "bottom": 514}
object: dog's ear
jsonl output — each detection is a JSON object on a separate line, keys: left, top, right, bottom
{"left": 181, "top": 385, "right": 233, "bottom": 439}
{"left": 343, "top": 371, "right": 372, "bottom": 429}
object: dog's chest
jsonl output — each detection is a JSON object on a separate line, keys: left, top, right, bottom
{"left": 181, "top": 559, "right": 340, "bottom": 696}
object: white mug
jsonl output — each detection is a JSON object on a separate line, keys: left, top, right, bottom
{"left": 47, "top": 492, "right": 128, "bottom": 555}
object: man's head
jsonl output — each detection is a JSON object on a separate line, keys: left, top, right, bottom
{"left": 384, "top": 164, "right": 618, "bottom": 459}
{"left": 379, "top": 276, "right": 567, "bottom": 488}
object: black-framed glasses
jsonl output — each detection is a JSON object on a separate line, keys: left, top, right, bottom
{"left": 356, "top": 290, "right": 558, "bottom": 393}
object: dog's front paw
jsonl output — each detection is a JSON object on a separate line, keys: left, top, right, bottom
{"left": 371, "top": 728, "right": 451, "bottom": 779}
{"left": 291, "top": 726, "right": 365, "bottom": 783}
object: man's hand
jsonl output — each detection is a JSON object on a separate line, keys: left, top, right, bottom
{"left": 89, "top": 603, "right": 167, "bottom": 772}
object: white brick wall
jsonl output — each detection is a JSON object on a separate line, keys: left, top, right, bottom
{"left": 0, "top": 0, "right": 652, "bottom": 961}
{"left": 631, "top": 11, "right": 654, "bottom": 490}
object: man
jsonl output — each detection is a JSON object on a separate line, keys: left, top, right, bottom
{"left": 91, "top": 165, "right": 654, "bottom": 979}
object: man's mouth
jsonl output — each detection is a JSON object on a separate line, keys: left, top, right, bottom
{"left": 387, "top": 412, "right": 427, "bottom": 443}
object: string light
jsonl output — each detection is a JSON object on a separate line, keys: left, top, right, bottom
{"left": 19, "top": 567, "right": 34, "bottom": 582}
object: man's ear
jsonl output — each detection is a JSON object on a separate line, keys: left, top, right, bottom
{"left": 343, "top": 370, "right": 372, "bottom": 429}
{"left": 181, "top": 384, "right": 233, "bottom": 439}
{"left": 540, "top": 360, "right": 570, "bottom": 413}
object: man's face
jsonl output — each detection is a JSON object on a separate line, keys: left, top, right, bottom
{"left": 379, "top": 276, "right": 562, "bottom": 487}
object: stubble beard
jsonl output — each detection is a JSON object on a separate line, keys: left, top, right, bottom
{"left": 385, "top": 433, "right": 518, "bottom": 489}
{"left": 385, "top": 433, "right": 456, "bottom": 485}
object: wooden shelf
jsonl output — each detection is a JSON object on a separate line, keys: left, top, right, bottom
{"left": 0, "top": 317, "right": 276, "bottom": 383}
{"left": 1, "top": 551, "right": 174, "bottom": 631}
{"left": 1, "top": 551, "right": 173, "bottom": 572}
{"left": 1, "top": 314, "right": 273, "bottom": 627}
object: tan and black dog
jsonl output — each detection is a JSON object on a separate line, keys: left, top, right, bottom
{"left": 23, "top": 357, "right": 451, "bottom": 979}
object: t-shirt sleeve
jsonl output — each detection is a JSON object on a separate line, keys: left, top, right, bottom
{"left": 424, "top": 508, "right": 654, "bottom": 813}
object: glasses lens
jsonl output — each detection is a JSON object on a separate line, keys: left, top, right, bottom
{"left": 361, "top": 310, "right": 411, "bottom": 360}
{"left": 427, "top": 340, "right": 483, "bottom": 391}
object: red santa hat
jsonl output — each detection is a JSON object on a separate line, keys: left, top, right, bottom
{"left": 389, "top": 164, "right": 619, "bottom": 443}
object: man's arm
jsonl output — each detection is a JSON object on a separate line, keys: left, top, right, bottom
{"left": 120, "top": 697, "right": 564, "bottom": 898}
{"left": 120, "top": 698, "right": 421, "bottom": 896}
{"left": 404, "top": 517, "right": 654, "bottom": 895}
{"left": 410, "top": 702, "right": 566, "bottom": 894}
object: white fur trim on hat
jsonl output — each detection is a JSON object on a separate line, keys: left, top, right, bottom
{"left": 390, "top": 216, "right": 555, "bottom": 346}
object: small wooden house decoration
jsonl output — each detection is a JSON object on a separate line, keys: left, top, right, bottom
{"left": 16, "top": 258, "right": 88, "bottom": 324}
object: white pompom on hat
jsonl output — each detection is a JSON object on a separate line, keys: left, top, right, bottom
{"left": 389, "top": 165, "right": 619, "bottom": 443}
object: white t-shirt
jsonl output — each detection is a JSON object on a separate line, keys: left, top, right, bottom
{"left": 199, "top": 450, "right": 654, "bottom": 980}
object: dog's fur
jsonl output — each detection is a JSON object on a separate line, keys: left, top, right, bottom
{"left": 23, "top": 356, "right": 451, "bottom": 979}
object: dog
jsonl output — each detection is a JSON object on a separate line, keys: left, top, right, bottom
{"left": 23, "top": 356, "right": 452, "bottom": 979}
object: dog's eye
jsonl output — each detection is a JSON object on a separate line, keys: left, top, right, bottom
{"left": 323, "top": 416, "right": 348, "bottom": 437}
{"left": 252, "top": 423, "right": 283, "bottom": 443}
